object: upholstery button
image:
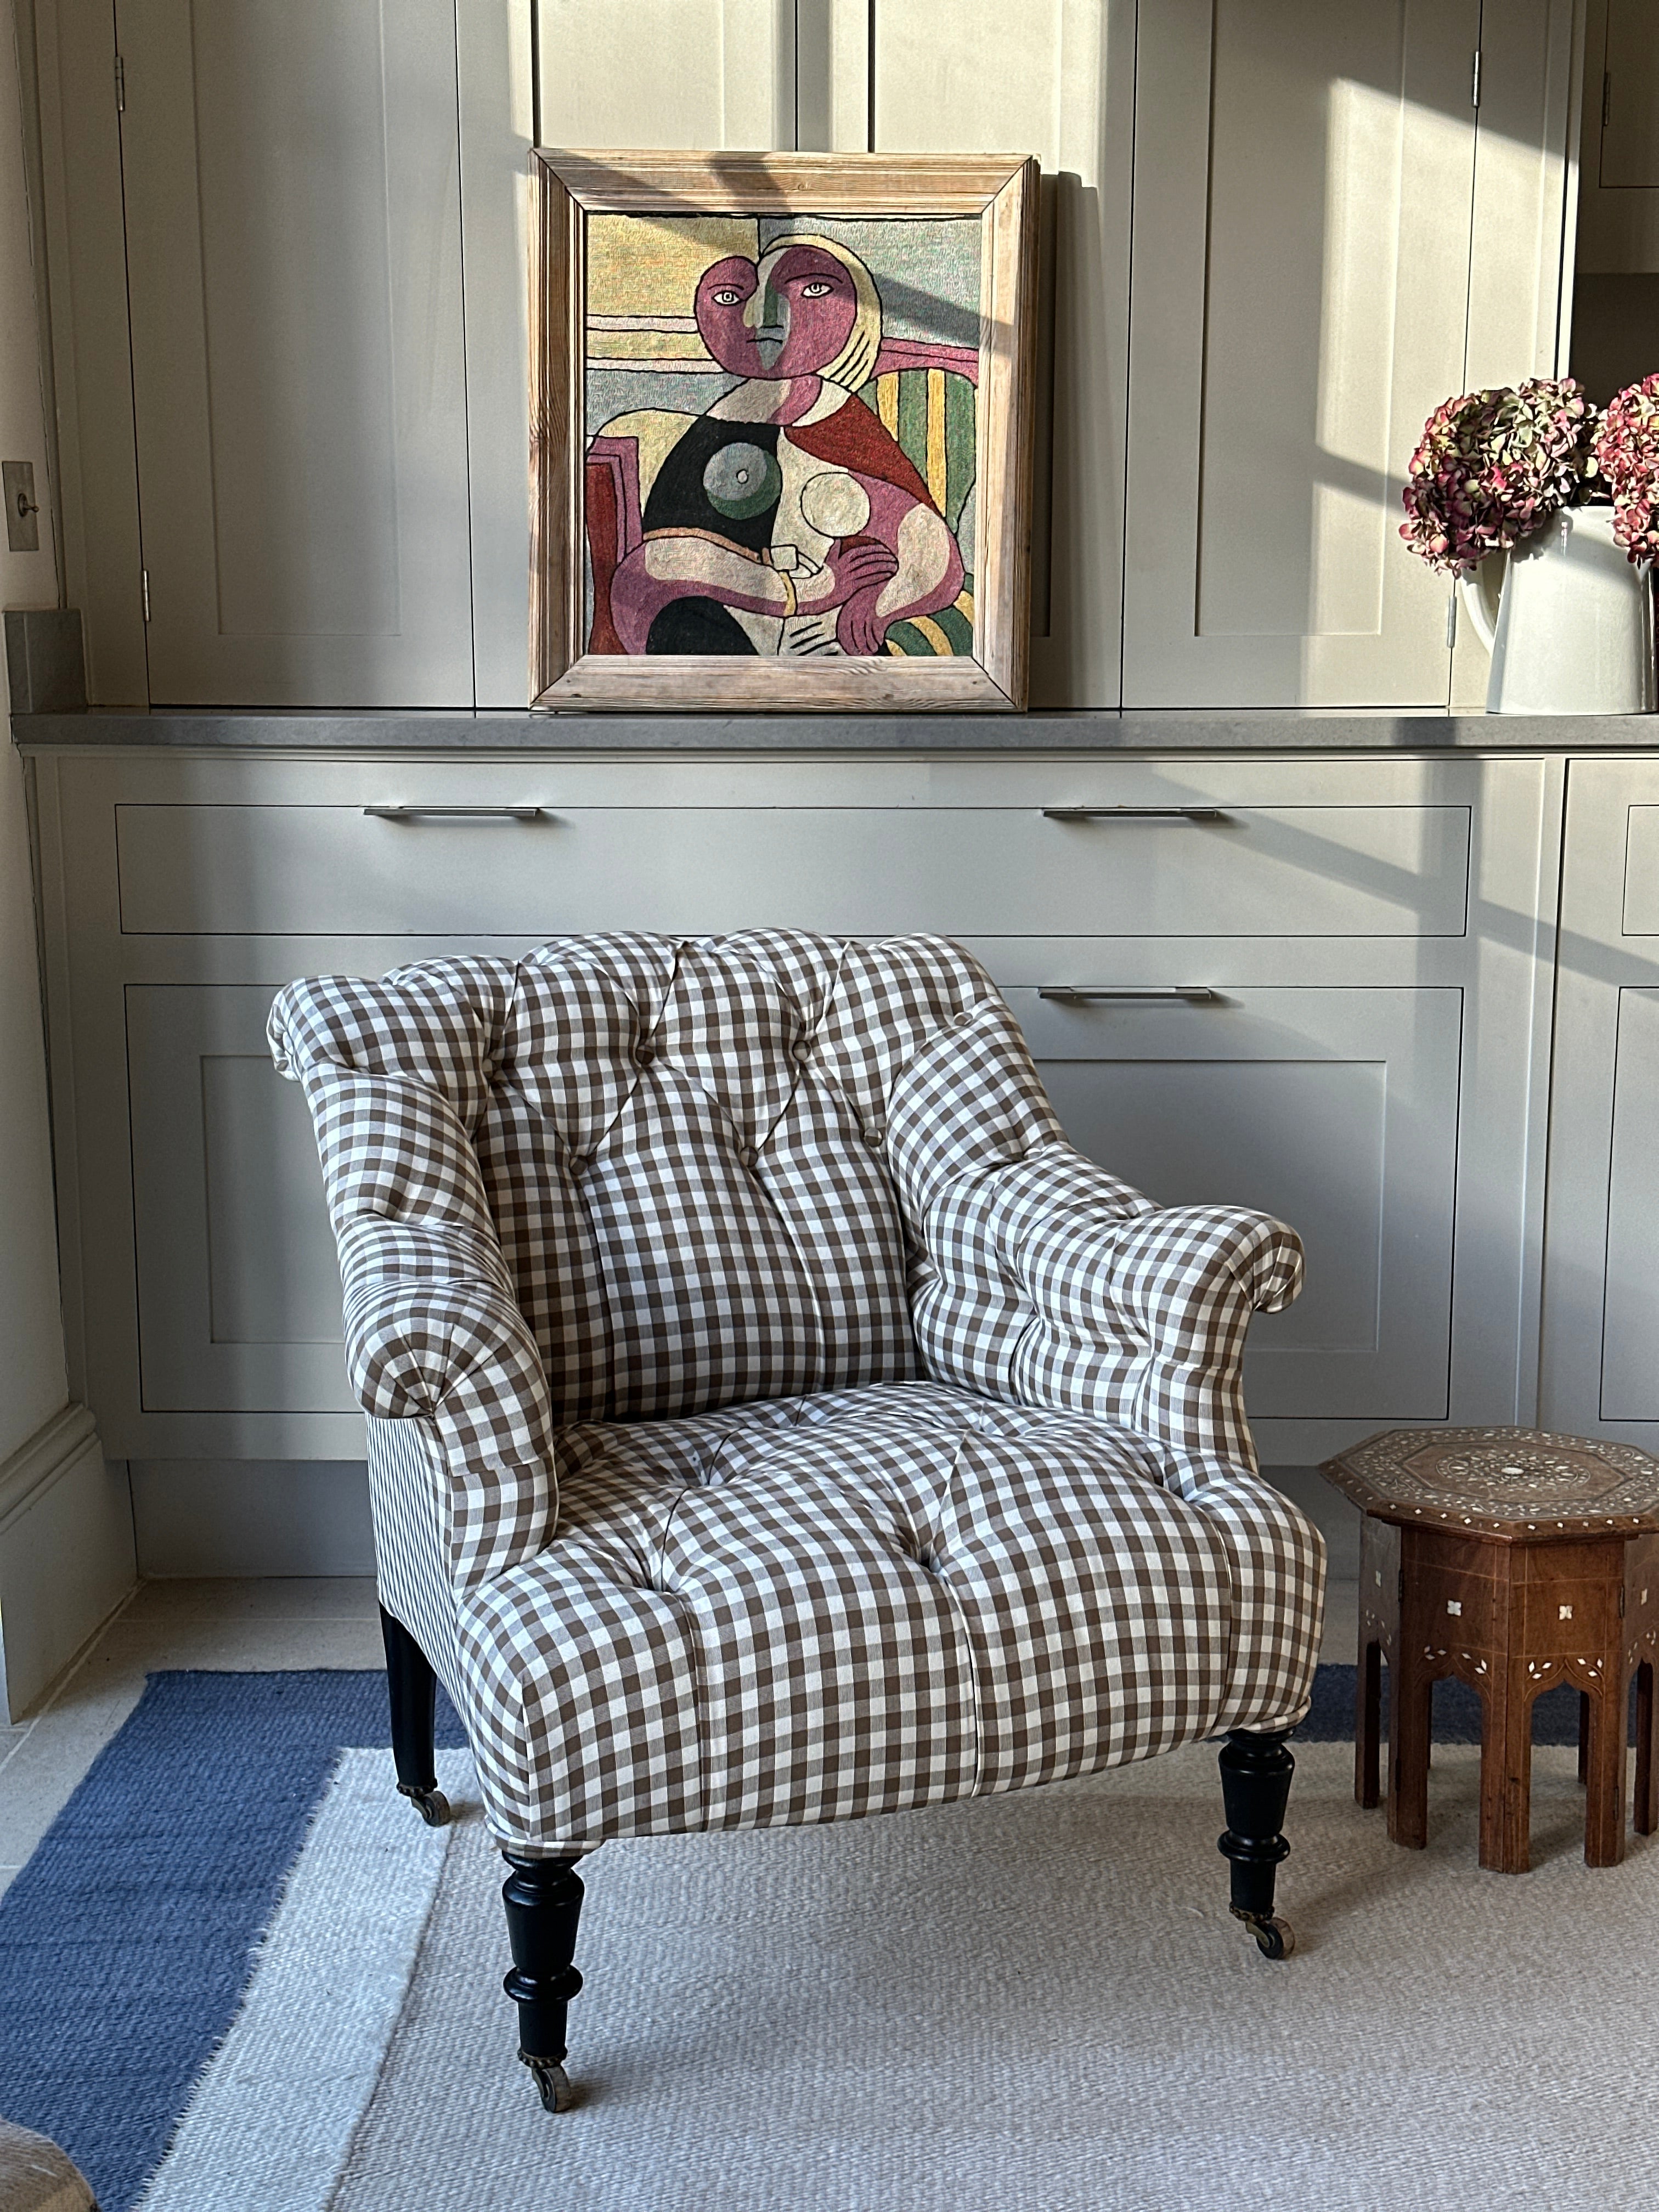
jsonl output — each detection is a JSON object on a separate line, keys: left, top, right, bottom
{"left": 736, "top": 1147, "right": 756, "bottom": 1171}
{"left": 567, "top": 1152, "right": 590, "bottom": 1175}
{"left": 634, "top": 1044, "right": 656, "bottom": 1068}
{"left": 792, "top": 1043, "right": 811, "bottom": 1066}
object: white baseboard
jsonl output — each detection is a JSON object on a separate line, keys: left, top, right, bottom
{"left": 0, "top": 1402, "right": 136, "bottom": 1720}
{"left": 129, "top": 1460, "right": 374, "bottom": 1577}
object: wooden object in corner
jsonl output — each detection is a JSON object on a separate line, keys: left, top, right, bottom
{"left": 1326, "top": 1426, "right": 1659, "bottom": 1874}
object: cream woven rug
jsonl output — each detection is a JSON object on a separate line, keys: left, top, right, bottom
{"left": 153, "top": 1741, "right": 1659, "bottom": 2210}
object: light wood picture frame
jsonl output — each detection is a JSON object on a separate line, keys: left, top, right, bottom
{"left": 531, "top": 151, "right": 1039, "bottom": 712}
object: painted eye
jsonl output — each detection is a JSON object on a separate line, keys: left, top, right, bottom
{"left": 799, "top": 280, "right": 834, "bottom": 298}
{"left": 712, "top": 287, "right": 742, "bottom": 306}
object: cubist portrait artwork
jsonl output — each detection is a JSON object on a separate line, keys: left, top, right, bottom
{"left": 583, "top": 215, "right": 980, "bottom": 660}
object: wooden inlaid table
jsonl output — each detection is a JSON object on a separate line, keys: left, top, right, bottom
{"left": 1320, "top": 1427, "right": 1659, "bottom": 1873}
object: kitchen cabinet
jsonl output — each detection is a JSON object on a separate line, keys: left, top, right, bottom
{"left": 27, "top": 747, "right": 1558, "bottom": 1511}
{"left": 1576, "top": 0, "right": 1659, "bottom": 274}
{"left": 1543, "top": 758, "right": 1659, "bottom": 1442}
{"left": 1124, "top": 0, "right": 1579, "bottom": 710}
{"left": 27, "top": 0, "right": 1579, "bottom": 710}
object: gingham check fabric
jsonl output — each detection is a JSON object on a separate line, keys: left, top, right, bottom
{"left": 270, "top": 932, "right": 1323, "bottom": 1852}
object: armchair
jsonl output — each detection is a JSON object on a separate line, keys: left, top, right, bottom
{"left": 270, "top": 931, "right": 1323, "bottom": 2111}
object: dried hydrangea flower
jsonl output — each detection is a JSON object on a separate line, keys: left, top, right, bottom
{"left": 1400, "top": 376, "right": 1596, "bottom": 579}
{"left": 1593, "top": 374, "right": 1659, "bottom": 567}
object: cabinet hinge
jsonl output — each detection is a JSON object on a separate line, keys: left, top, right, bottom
{"left": 114, "top": 53, "right": 126, "bottom": 112}
{"left": 140, "top": 567, "right": 150, "bottom": 623}
{"left": 1398, "top": 1568, "right": 1406, "bottom": 1602}
{"left": 1621, "top": 1584, "right": 1628, "bottom": 1618}
{"left": 1446, "top": 595, "right": 1458, "bottom": 649}
{"left": 1471, "top": 48, "right": 1482, "bottom": 110}
{"left": 1604, "top": 71, "right": 1613, "bottom": 131}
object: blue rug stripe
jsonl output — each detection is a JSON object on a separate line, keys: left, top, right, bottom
{"left": 0, "top": 1672, "right": 462, "bottom": 2212}
{"left": 1295, "top": 1665, "right": 1639, "bottom": 1745}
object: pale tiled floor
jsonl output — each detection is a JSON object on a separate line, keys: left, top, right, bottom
{"left": 0, "top": 1573, "right": 1361, "bottom": 1904}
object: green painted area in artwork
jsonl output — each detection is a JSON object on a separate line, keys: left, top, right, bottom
{"left": 887, "top": 595, "right": 974, "bottom": 656}
{"left": 944, "top": 375, "right": 975, "bottom": 532}
{"left": 898, "top": 375, "right": 929, "bottom": 487}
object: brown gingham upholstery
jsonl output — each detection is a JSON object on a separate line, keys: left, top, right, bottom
{"left": 270, "top": 933, "right": 1324, "bottom": 1852}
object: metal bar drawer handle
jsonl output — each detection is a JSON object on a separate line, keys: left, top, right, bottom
{"left": 363, "top": 805, "right": 544, "bottom": 820}
{"left": 1039, "top": 986, "right": 1219, "bottom": 1003}
{"left": 1041, "top": 806, "right": 1227, "bottom": 821}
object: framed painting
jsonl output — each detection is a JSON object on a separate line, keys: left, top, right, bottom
{"left": 530, "top": 152, "right": 1039, "bottom": 712}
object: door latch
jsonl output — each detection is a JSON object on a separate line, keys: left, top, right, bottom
{"left": 3, "top": 460, "right": 40, "bottom": 553}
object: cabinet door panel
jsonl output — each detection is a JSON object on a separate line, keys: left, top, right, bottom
{"left": 1009, "top": 985, "right": 1463, "bottom": 1420}
{"left": 1600, "top": 0, "right": 1659, "bottom": 187}
{"left": 872, "top": 0, "right": 1132, "bottom": 709}
{"left": 115, "top": 0, "right": 474, "bottom": 705}
{"left": 1566, "top": 0, "right": 1659, "bottom": 278}
{"left": 1620, "top": 806, "right": 1659, "bottom": 932}
{"left": 1601, "top": 988, "right": 1659, "bottom": 1420}
{"left": 1124, "top": 0, "right": 1476, "bottom": 706}
{"left": 1543, "top": 758, "right": 1659, "bottom": 1441}
{"left": 538, "top": 0, "right": 794, "bottom": 149}
{"left": 127, "top": 986, "right": 353, "bottom": 1414}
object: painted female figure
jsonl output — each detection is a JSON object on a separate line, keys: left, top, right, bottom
{"left": 592, "top": 237, "right": 966, "bottom": 658}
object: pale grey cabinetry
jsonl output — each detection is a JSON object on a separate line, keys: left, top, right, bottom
{"left": 32, "top": 0, "right": 1577, "bottom": 713}
{"left": 1542, "top": 759, "right": 1659, "bottom": 1443}
{"left": 1576, "top": 0, "right": 1659, "bottom": 273}
{"left": 112, "top": 0, "right": 477, "bottom": 708}
{"left": 33, "top": 0, "right": 531, "bottom": 709}
{"left": 29, "top": 749, "right": 1559, "bottom": 1491}
{"left": 1124, "top": 0, "right": 1579, "bottom": 712}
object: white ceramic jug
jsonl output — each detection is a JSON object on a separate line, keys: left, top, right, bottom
{"left": 1458, "top": 504, "right": 1655, "bottom": 714}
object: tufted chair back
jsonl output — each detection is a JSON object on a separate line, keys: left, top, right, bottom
{"left": 270, "top": 932, "right": 1064, "bottom": 1422}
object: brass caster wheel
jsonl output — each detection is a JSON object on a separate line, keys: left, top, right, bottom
{"left": 1234, "top": 1910, "right": 1295, "bottom": 1960}
{"left": 521, "top": 2054, "right": 575, "bottom": 2113}
{"left": 398, "top": 1783, "right": 452, "bottom": 1827}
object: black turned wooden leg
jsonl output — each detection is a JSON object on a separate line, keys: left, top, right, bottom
{"left": 1218, "top": 1728, "right": 1296, "bottom": 1960}
{"left": 501, "top": 1853, "right": 586, "bottom": 2112}
{"left": 380, "top": 1604, "right": 450, "bottom": 1827}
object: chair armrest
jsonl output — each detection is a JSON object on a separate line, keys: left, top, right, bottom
{"left": 270, "top": 976, "right": 558, "bottom": 1589}
{"left": 911, "top": 1146, "right": 1304, "bottom": 1493}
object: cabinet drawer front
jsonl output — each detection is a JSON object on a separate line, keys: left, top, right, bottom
{"left": 116, "top": 802, "right": 1470, "bottom": 938}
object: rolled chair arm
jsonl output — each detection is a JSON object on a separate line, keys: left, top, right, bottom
{"left": 911, "top": 1144, "right": 1304, "bottom": 1495}
{"left": 269, "top": 976, "right": 559, "bottom": 1589}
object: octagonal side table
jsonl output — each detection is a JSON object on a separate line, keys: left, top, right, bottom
{"left": 1320, "top": 1426, "right": 1659, "bottom": 1874}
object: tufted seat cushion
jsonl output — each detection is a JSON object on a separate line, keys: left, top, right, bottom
{"left": 454, "top": 1380, "right": 1322, "bottom": 1849}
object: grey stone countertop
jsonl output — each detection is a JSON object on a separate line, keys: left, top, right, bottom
{"left": 11, "top": 708, "right": 1659, "bottom": 750}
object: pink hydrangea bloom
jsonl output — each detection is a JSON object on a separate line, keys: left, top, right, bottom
{"left": 1400, "top": 376, "right": 1595, "bottom": 578}
{"left": 1593, "top": 375, "right": 1659, "bottom": 567}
